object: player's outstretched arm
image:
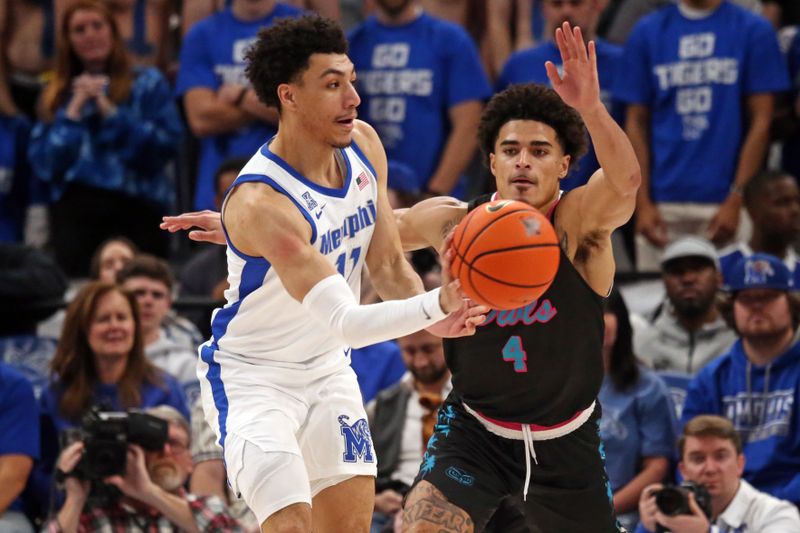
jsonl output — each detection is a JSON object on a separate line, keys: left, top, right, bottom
{"left": 546, "top": 22, "right": 640, "bottom": 233}
{"left": 397, "top": 196, "right": 468, "bottom": 252}
{"left": 160, "top": 210, "right": 226, "bottom": 244}
{"left": 224, "top": 182, "right": 467, "bottom": 347}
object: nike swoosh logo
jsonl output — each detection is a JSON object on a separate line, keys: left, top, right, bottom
{"left": 344, "top": 348, "right": 352, "bottom": 358}
{"left": 421, "top": 303, "right": 432, "bottom": 320}
{"left": 315, "top": 204, "right": 327, "bottom": 219}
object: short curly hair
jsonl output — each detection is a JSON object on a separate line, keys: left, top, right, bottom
{"left": 245, "top": 15, "right": 348, "bottom": 110}
{"left": 477, "top": 83, "right": 588, "bottom": 168}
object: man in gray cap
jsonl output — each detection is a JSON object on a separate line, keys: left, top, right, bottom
{"left": 634, "top": 236, "right": 738, "bottom": 376}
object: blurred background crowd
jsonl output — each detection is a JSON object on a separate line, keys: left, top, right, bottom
{"left": 2, "top": 0, "right": 800, "bottom": 532}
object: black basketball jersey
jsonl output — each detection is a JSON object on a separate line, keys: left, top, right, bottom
{"left": 444, "top": 194, "right": 605, "bottom": 426}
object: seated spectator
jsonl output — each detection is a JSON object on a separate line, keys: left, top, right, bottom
{"left": 0, "top": 244, "right": 66, "bottom": 397}
{"left": 44, "top": 404, "right": 244, "bottom": 532}
{"left": 90, "top": 236, "right": 139, "bottom": 284}
{"left": 28, "top": 0, "right": 182, "bottom": 277}
{"left": 117, "top": 255, "right": 202, "bottom": 405}
{"left": 179, "top": 158, "right": 246, "bottom": 333}
{"left": 682, "top": 254, "right": 800, "bottom": 504}
{"left": 719, "top": 170, "right": 800, "bottom": 286}
{"left": 636, "top": 415, "right": 800, "bottom": 533}
{"left": 0, "top": 362, "right": 39, "bottom": 533}
{"left": 600, "top": 289, "right": 677, "bottom": 532}
{"left": 189, "top": 401, "right": 260, "bottom": 532}
{"left": 634, "top": 236, "right": 737, "bottom": 375}
{"left": 367, "top": 330, "right": 451, "bottom": 533}
{"left": 34, "top": 282, "right": 189, "bottom": 514}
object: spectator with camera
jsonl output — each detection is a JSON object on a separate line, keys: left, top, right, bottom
{"left": 681, "top": 253, "right": 800, "bottom": 505}
{"left": 636, "top": 415, "right": 800, "bottom": 533}
{"left": 45, "top": 405, "right": 244, "bottom": 532}
{"left": 32, "top": 282, "right": 189, "bottom": 517}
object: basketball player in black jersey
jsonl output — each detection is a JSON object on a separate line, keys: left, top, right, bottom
{"left": 161, "top": 21, "right": 640, "bottom": 533}
{"left": 394, "top": 22, "right": 641, "bottom": 532}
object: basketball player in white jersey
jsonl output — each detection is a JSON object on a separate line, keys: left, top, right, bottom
{"left": 186, "top": 15, "right": 483, "bottom": 533}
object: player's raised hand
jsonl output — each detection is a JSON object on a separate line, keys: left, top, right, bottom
{"left": 160, "top": 210, "right": 225, "bottom": 244}
{"left": 545, "top": 22, "right": 601, "bottom": 114}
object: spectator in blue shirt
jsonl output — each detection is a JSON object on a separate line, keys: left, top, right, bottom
{"left": 0, "top": 362, "right": 39, "bottom": 533}
{"left": 682, "top": 253, "right": 800, "bottom": 504}
{"left": 347, "top": 0, "right": 491, "bottom": 197}
{"left": 616, "top": 0, "right": 789, "bottom": 271}
{"left": 28, "top": 0, "right": 182, "bottom": 277}
{"left": 600, "top": 289, "right": 677, "bottom": 532}
{"left": 175, "top": 0, "right": 304, "bottom": 210}
{"left": 32, "top": 282, "right": 188, "bottom": 517}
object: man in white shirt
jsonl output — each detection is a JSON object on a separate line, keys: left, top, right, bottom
{"left": 637, "top": 415, "right": 800, "bottom": 533}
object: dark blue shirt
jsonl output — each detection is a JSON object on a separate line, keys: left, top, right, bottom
{"left": 0, "top": 362, "right": 40, "bottom": 513}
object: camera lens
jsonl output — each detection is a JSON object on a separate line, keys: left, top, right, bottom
{"left": 655, "top": 488, "right": 686, "bottom": 516}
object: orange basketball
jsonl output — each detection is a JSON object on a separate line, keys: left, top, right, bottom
{"left": 450, "top": 199, "right": 560, "bottom": 310}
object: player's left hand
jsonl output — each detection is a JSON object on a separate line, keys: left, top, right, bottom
{"left": 705, "top": 195, "right": 740, "bottom": 245}
{"left": 160, "top": 210, "right": 225, "bottom": 244}
{"left": 545, "top": 22, "right": 601, "bottom": 115}
{"left": 653, "top": 492, "right": 710, "bottom": 533}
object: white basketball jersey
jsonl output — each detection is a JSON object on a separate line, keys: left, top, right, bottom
{"left": 207, "top": 141, "right": 379, "bottom": 376}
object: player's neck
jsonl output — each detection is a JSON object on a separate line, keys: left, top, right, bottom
{"left": 231, "top": 0, "right": 276, "bottom": 22}
{"left": 270, "top": 129, "right": 344, "bottom": 189}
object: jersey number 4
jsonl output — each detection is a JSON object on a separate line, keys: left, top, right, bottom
{"left": 502, "top": 336, "right": 528, "bottom": 373}
{"left": 336, "top": 246, "right": 361, "bottom": 278}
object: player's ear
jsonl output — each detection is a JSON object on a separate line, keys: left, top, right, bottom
{"left": 489, "top": 152, "right": 497, "bottom": 176}
{"left": 277, "top": 83, "right": 296, "bottom": 111}
{"left": 559, "top": 155, "right": 570, "bottom": 180}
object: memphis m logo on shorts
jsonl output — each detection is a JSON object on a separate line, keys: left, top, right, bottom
{"left": 338, "top": 415, "right": 375, "bottom": 463}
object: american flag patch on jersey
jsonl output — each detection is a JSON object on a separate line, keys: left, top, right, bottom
{"left": 356, "top": 172, "right": 369, "bottom": 190}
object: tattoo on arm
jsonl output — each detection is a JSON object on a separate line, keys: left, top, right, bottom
{"left": 403, "top": 483, "right": 474, "bottom": 533}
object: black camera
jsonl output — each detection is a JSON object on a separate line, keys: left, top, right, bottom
{"left": 69, "top": 407, "right": 169, "bottom": 480}
{"left": 654, "top": 481, "right": 713, "bottom": 532}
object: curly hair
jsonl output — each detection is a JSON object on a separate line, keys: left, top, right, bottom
{"left": 245, "top": 15, "right": 348, "bottom": 110}
{"left": 477, "top": 83, "right": 588, "bottom": 168}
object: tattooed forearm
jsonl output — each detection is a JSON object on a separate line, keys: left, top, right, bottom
{"left": 403, "top": 482, "right": 474, "bottom": 533}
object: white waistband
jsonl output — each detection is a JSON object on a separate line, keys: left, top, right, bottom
{"left": 462, "top": 400, "right": 596, "bottom": 441}
{"left": 463, "top": 400, "right": 596, "bottom": 501}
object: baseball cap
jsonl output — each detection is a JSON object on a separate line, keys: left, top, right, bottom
{"left": 660, "top": 236, "right": 720, "bottom": 270}
{"left": 725, "top": 253, "right": 794, "bottom": 292}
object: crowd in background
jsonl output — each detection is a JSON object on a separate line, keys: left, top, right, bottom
{"left": 2, "top": 0, "right": 800, "bottom": 531}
